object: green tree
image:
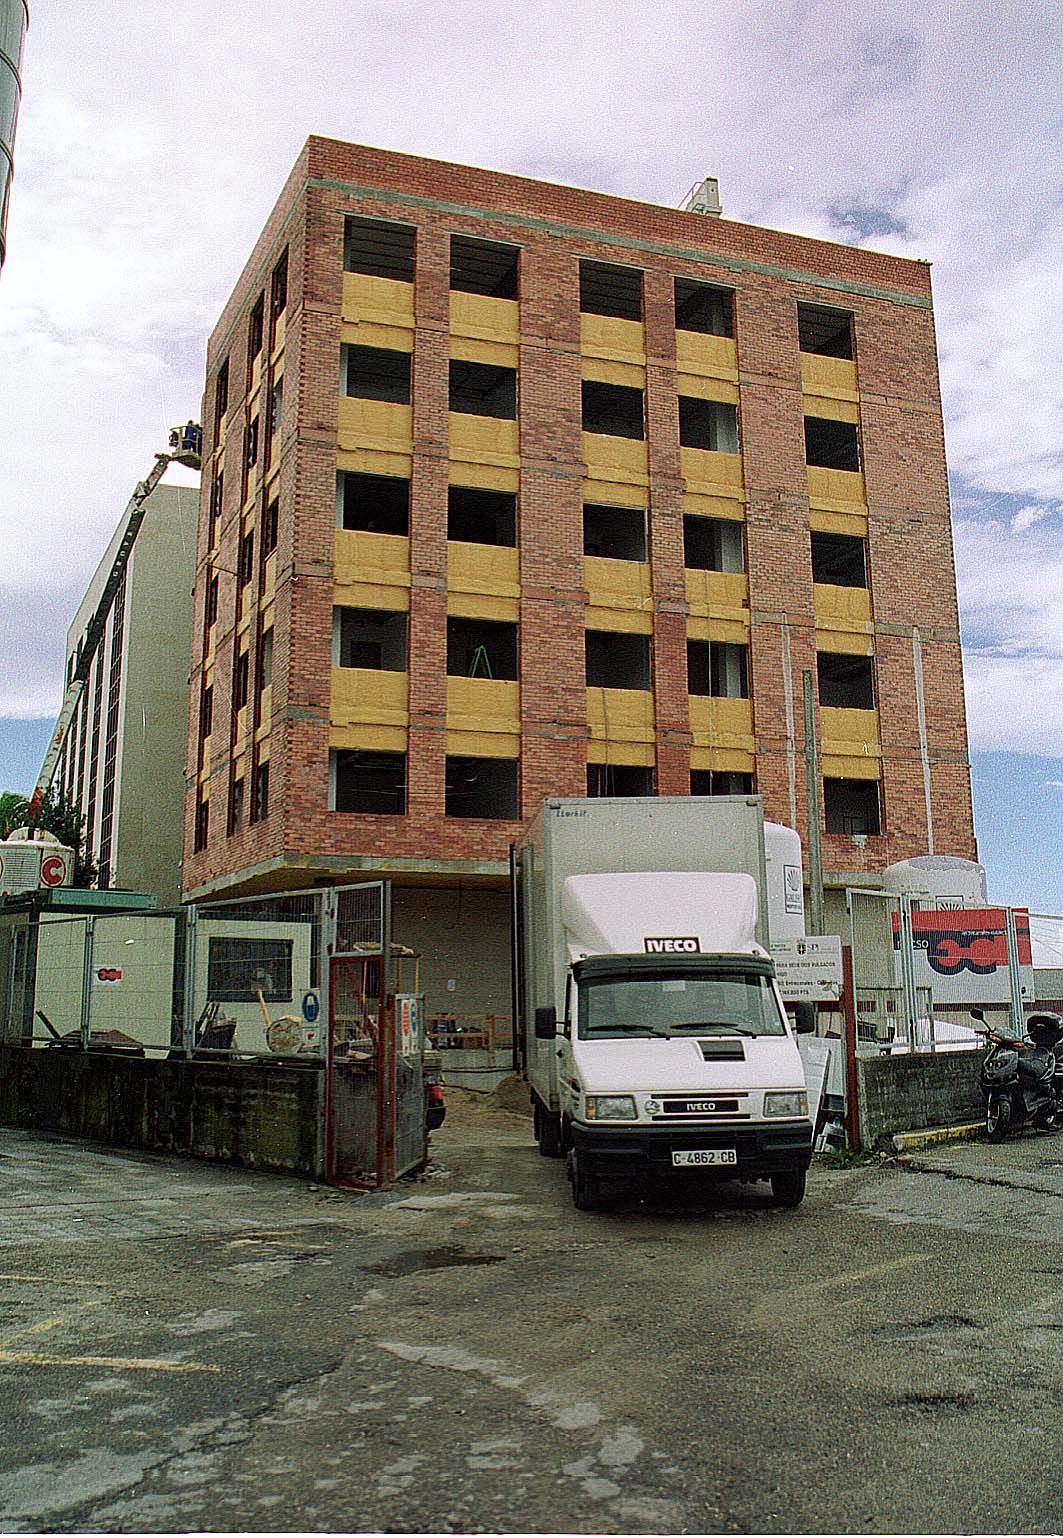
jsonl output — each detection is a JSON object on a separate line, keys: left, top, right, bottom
{"left": 0, "top": 787, "right": 97, "bottom": 886}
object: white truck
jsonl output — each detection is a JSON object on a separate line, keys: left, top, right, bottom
{"left": 512, "top": 796, "right": 814, "bottom": 1210}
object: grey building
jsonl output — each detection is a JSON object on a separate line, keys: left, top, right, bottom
{"left": 0, "top": 0, "right": 28, "bottom": 269}
{"left": 54, "top": 479, "right": 199, "bottom": 906}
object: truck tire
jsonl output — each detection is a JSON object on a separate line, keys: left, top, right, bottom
{"left": 769, "top": 1169, "right": 806, "bottom": 1208}
{"left": 534, "top": 1100, "right": 564, "bottom": 1158}
{"left": 568, "top": 1148, "right": 601, "bottom": 1211}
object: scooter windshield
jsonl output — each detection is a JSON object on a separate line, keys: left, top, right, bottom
{"left": 579, "top": 970, "right": 787, "bottom": 1040}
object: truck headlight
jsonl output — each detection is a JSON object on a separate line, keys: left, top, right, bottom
{"left": 585, "top": 1095, "right": 637, "bottom": 1121}
{"left": 764, "top": 1091, "right": 808, "bottom": 1118}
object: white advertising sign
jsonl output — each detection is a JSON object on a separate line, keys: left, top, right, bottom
{"left": 770, "top": 935, "right": 844, "bottom": 1001}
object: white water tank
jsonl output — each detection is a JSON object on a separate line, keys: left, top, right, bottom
{"left": 0, "top": 828, "right": 75, "bottom": 897}
{"left": 882, "top": 854, "right": 987, "bottom": 908}
{"left": 765, "top": 822, "right": 805, "bottom": 941}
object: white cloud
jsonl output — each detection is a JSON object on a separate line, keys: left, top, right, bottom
{"left": 2, "top": 0, "right": 1063, "bottom": 756}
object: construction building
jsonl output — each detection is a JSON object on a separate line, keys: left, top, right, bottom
{"left": 183, "top": 136, "right": 976, "bottom": 1018}
{"left": 0, "top": 0, "right": 28, "bottom": 269}
{"left": 54, "top": 478, "right": 199, "bottom": 906}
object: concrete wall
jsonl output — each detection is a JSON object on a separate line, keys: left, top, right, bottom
{"left": 856, "top": 1051, "right": 982, "bottom": 1148}
{"left": 393, "top": 885, "right": 511, "bottom": 1022}
{"left": 0, "top": 1046, "right": 323, "bottom": 1176}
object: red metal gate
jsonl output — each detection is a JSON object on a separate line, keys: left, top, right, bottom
{"left": 325, "top": 952, "right": 392, "bottom": 1188}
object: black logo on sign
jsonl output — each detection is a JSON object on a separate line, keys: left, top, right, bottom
{"left": 644, "top": 936, "right": 701, "bottom": 954}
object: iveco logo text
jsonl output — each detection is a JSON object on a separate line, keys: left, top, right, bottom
{"left": 644, "top": 936, "right": 701, "bottom": 953}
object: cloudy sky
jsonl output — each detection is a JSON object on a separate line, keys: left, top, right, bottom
{"left": 1, "top": 0, "right": 1061, "bottom": 910}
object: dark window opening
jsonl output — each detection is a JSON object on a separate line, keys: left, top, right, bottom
{"left": 208, "top": 937, "right": 292, "bottom": 1003}
{"left": 584, "top": 503, "right": 647, "bottom": 562}
{"left": 445, "top": 756, "right": 518, "bottom": 819}
{"left": 683, "top": 515, "right": 745, "bottom": 572}
{"left": 258, "top": 626, "right": 273, "bottom": 689}
{"left": 811, "top": 530, "right": 866, "bottom": 588}
{"left": 678, "top": 396, "right": 739, "bottom": 453}
{"left": 209, "top": 472, "right": 223, "bottom": 539}
{"left": 342, "top": 344, "right": 411, "bottom": 404}
{"left": 193, "top": 795, "right": 209, "bottom": 853}
{"left": 447, "top": 485, "right": 517, "bottom": 546}
{"left": 205, "top": 574, "right": 218, "bottom": 627}
{"left": 199, "top": 686, "right": 213, "bottom": 740}
{"left": 333, "top": 749, "right": 407, "bottom": 815}
{"left": 587, "top": 763, "right": 655, "bottom": 796}
{"left": 449, "top": 360, "right": 517, "bottom": 418}
{"left": 338, "top": 472, "right": 410, "bottom": 536}
{"left": 586, "top": 630, "right": 651, "bottom": 691}
{"left": 581, "top": 380, "right": 645, "bottom": 440}
{"left": 447, "top": 616, "right": 518, "bottom": 679}
{"left": 818, "top": 651, "right": 875, "bottom": 710}
{"left": 674, "top": 279, "right": 733, "bottom": 337}
{"left": 262, "top": 498, "right": 278, "bottom": 558}
{"left": 238, "top": 529, "right": 254, "bottom": 587}
{"left": 268, "top": 376, "right": 282, "bottom": 438}
{"left": 270, "top": 249, "right": 288, "bottom": 320}
{"left": 824, "top": 777, "right": 880, "bottom": 836}
{"left": 247, "top": 295, "right": 264, "bottom": 367}
{"left": 344, "top": 216, "right": 416, "bottom": 282}
{"left": 805, "top": 416, "right": 861, "bottom": 471}
{"left": 798, "top": 303, "right": 853, "bottom": 359}
{"left": 579, "top": 260, "right": 643, "bottom": 321}
{"left": 687, "top": 640, "right": 749, "bottom": 698}
{"left": 334, "top": 607, "right": 408, "bottom": 671}
{"left": 214, "top": 360, "right": 229, "bottom": 430}
{"left": 250, "top": 760, "right": 269, "bottom": 823}
{"left": 690, "top": 770, "right": 755, "bottom": 795}
{"left": 228, "top": 775, "right": 244, "bottom": 837}
{"left": 245, "top": 415, "right": 260, "bottom": 470}
{"left": 233, "top": 650, "right": 249, "bottom": 709}
{"left": 450, "top": 235, "right": 519, "bottom": 298}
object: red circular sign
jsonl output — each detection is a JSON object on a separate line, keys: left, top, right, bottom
{"left": 40, "top": 855, "right": 68, "bottom": 887}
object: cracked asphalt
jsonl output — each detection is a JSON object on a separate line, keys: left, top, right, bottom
{"left": 4, "top": 1093, "right": 1063, "bottom": 1534}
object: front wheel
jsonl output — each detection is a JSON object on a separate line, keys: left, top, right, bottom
{"left": 769, "top": 1169, "right": 806, "bottom": 1208}
{"left": 986, "top": 1091, "right": 1012, "bottom": 1143}
{"left": 568, "top": 1148, "right": 602, "bottom": 1212}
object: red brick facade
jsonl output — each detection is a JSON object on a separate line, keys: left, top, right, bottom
{"left": 182, "top": 137, "right": 976, "bottom": 901}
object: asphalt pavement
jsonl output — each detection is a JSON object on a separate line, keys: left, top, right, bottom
{"left": 3, "top": 1091, "right": 1063, "bottom": 1534}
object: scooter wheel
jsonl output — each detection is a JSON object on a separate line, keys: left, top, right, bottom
{"left": 986, "top": 1092, "right": 1012, "bottom": 1143}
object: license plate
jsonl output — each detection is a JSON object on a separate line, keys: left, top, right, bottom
{"left": 672, "top": 1149, "right": 737, "bottom": 1167}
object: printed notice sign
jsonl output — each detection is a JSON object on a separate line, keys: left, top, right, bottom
{"left": 769, "top": 935, "right": 844, "bottom": 1002}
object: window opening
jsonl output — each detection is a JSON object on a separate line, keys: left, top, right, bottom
{"left": 250, "top": 759, "right": 269, "bottom": 823}
{"left": 338, "top": 471, "right": 410, "bottom": 535}
{"left": 214, "top": 360, "right": 229, "bottom": 433}
{"left": 583, "top": 503, "right": 647, "bottom": 562}
{"left": 247, "top": 295, "right": 264, "bottom": 368}
{"left": 238, "top": 529, "right": 255, "bottom": 587}
{"left": 687, "top": 640, "right": 749, "bottom": 698}
{"left": 233, "top": 649, "right": 249, "bottom": 710}
{"left": 209, "top": 472, "right": 223, "bottom": 541}
{"left": 333, "top": 608, "right": 408, "bottom": 671}
{"left": 447, "top": 485, "right": 517, "bottom": 546}
{"left": 587, "top": 763, "right": 654, "bottom": 796}
{"left": 818, "top": 652, "right": 875, "bottom": 710}
{"left": 342, "top": 344, "right": 411, "bottom": 403}
{"left": 824, "top": 777, "right": 880, "bottom": 836}
{"left": 805, "top": 416, "right": 860, "bottom": 471}
{"left": 332, "top": 749, "right": 407, "bottom": 814}
{"left": 245, "top": 415, "right": 260, "bottom": 471}
{"left": 262, "top": 498, "right": 278, "bottom": 558}
{"left": 258, "top": 626, "right": 273, "bottom": 688}
{"left": 683, "top": 514, "right": 745, "bottom": 572}
{"left": 199, "top": 685, "right": 213, "bottom": 740}
{"left": 208, "top": 937, "right": 292, "bottom": 1002}
{"left": 270, "top": 249, "right": 288, "bottom": 322}
{"left": 193, "top": 795, "right": 209, "bottom": 853}
{"left": 445, "top": 756, "right": 518, "bottom": 819}
{"left": 798, "top": 303, "right": 853, "bottom": 359}
{"left": 447, "top": 616, "right": 518, "bottom": 679}
{"left": 586, "top": 630, "right": 651, "bottom": 691}
{"left": 579, "top": 260, "right": 643, "bottom": 320}
{"left": 228, "top": 774, "right": 244, "bottom": 836}
{"left": 449, "top": 360, "right": 517, "bottom": 418}
{"left": 678, "top": 396, "right": 739, "bottom": 453}
{"left": 205, "top": 573, "right": 218, "bottom": 627}
{"left": 450, "top": 235, "right": 519, "bottom": 298}
{"left": 690, "top": 770, "right": 754, "bottom": 795}
{"left": 581, "top": 380, "right": 645, "bottom": 440}
{"left": 674, "top": 279, "right": 733, "bottom": 337}
{"left": 344, "top": 216, "right": 416, "bottom": 282}
{"left": 811, "top": 530, "right": 866, "bottom": 588}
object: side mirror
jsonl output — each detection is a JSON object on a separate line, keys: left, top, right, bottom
{"left": 971, "top": 1008, "right": 987, "bottom": 1025}
{"left": 792, "top": 1002, "right": 816, "bottom": 1035}
{"left": 534, "top": 1006, "right": 557, "bottom": 1040}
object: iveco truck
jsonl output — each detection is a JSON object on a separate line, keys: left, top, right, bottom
{"left": 511, "top": 796, "right": 814, "bottom": 1210}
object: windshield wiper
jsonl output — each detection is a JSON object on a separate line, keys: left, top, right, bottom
{"left": 687, "top": 1022, "right": 759, "bottom": 1037}
{"left": 596, "top": 1023, "right": 672, "bottom": 1037}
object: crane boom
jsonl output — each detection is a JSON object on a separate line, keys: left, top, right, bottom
{"left": 32, "top": 425, "right": 202, "bottom": 812}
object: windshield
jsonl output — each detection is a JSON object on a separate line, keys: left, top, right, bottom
{"left": 579, "top": 970, "right": 787, "bottom": 1040}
